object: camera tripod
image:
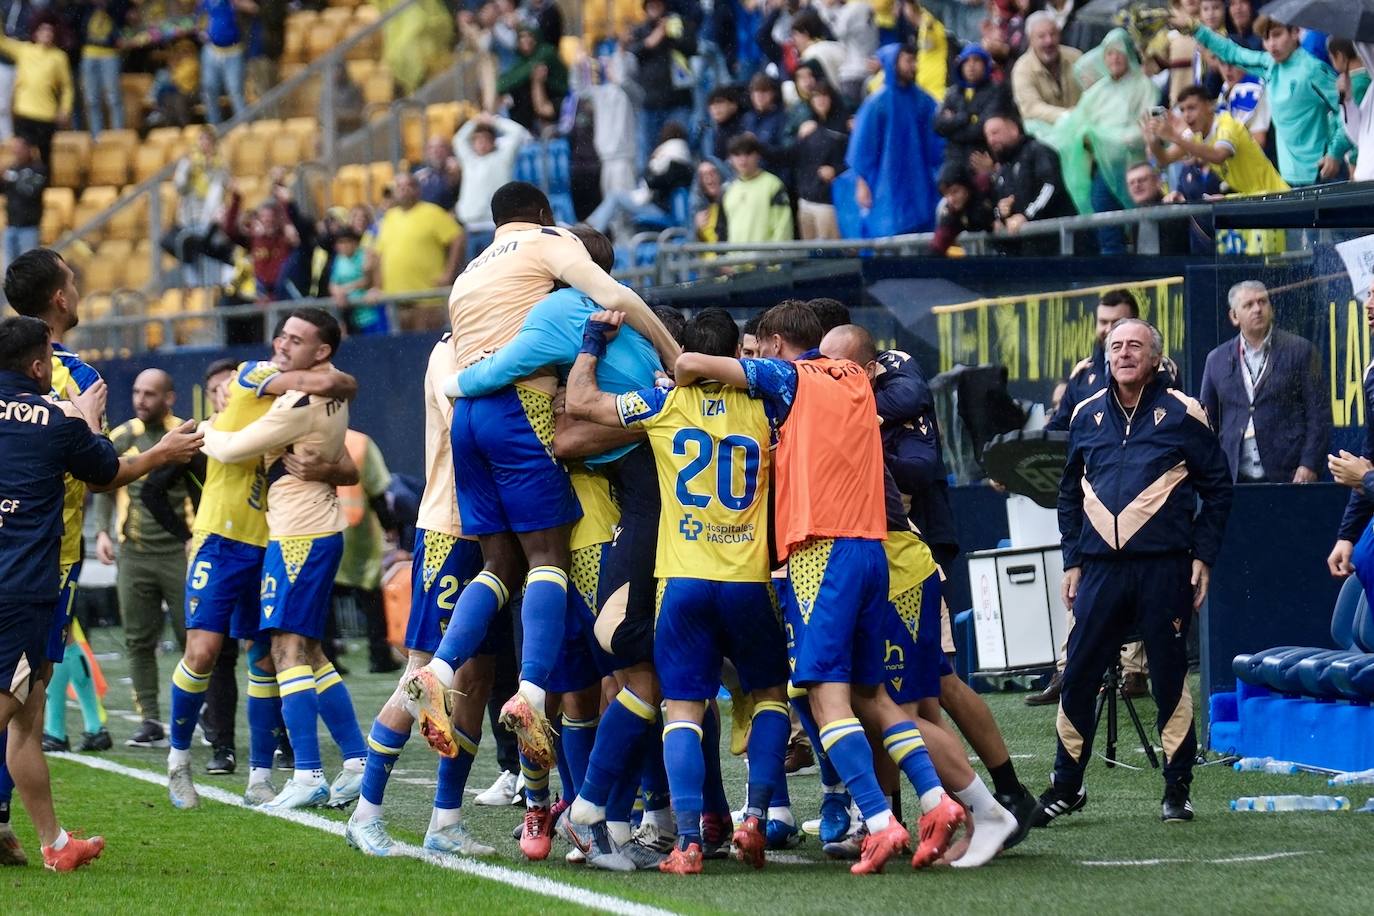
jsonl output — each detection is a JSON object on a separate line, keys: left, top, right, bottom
{"left": 1093, "top": 657, "right": 1161, "bottom": 770}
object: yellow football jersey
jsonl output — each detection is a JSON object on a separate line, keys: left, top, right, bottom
{"left": 569, "top": 465, "right": 619, "bottom": 552}
{"left": 193, "top": 361, "right": 277, "bottom": 547}
{"left": 51, "top": 346, "right": 102, "bottom": 567}
{"left": 882, "top": 528, "right": 938, "bottom": 601}
{"left": 618, "top": 382, "right": 771, "bottom": 582}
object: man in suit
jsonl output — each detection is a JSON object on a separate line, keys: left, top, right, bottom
{"left": 1199, "top": 280, "right": 1328, "bottom": 484}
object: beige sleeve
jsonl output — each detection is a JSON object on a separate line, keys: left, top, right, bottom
{"left": 201, "top": 394, "right": 313, "bottom": 464}
{"left": 558, "top": 259, "right": 682, "bottom": 366}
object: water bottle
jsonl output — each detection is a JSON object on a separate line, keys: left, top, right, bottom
{"left": 1329, "top": 768, "right": 1374, "bottom": 786}
{"left": 1233, "top": 757, "right": 1300, "bottom": 774}
{"left": 1231, "top": 795, "right": 1350, "bottom": 811}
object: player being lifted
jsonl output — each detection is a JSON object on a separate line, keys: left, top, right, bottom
{"left": 566, "top": 308, "right": 793, "bottom": 875}
{"left": 198, "top": 310, "right": 367, "bottom": 811}
{"left": 672, "top": 301, "right": 965, "bottom": 875}
{"left": 344, "top": 332, "right": 497, "bottom": 858}
{"left": 405, "top": 184, "right": 678, "bottom": 776}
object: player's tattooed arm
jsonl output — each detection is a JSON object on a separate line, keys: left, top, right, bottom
{"left": 262, "top": 367, "right": 359, "bottom": 401}
{"left": 674, "top": 353, "right": 748, "bottom": 389}
{"left": 566, "top": 311, "right": 630, "bottom": 427}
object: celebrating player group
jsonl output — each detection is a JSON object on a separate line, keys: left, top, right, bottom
{"left": 0, "top": 181, "right": 1044, "bottom": 877}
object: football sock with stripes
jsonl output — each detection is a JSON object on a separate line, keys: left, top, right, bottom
{"left": 882, "top": 722, "right": 945, "bottom": 811}
{"left": 432, "top": 727, "right": 479, "bottom": 830}
{"left": 570, "top": 687, "right": 656, "bottom": 823}
{"left": 560, "top": 714, "right": 599, "bottom": 799}
{"left": 314, "top": 663, "right": 365, "bottom": 764}
{"left": 520, "top": 752, "right": 551, "bottom": 807}
{"left": 517, "top": 566, "right": 569, "bottom": 705}
{"left": 744, "top": 700, "right": 790, "bottom": 819}
{"left": 427, "top": 571, "right": 509, "bottom": 684}
{"left": 277, "top": 665, "right": 323, "bottom": 781}
{"left": 169, "top": 660, "right": 211, "bottom": 764}
{"left": 639, "top": 715, "right": 671, "bottom": 820}
{"left": 663, "top": 720, "right": 704, "bottom": 847}
{"left": 246, "top": 645, "right": 283, "bottom": 783}
{"left": 819, "top": 717, "right": 891, "bottom": 830}
{"left": 357, "top": 721, "right": 409, "bottom": 819}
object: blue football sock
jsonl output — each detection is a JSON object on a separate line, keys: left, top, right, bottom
{"left": 882, "top": 722, "right": 942, "bottom": 796}
{"left": 65, "top": 643, "right": 104, "bottom": 733}
{"left": 517, "top": 566, "right": 568, "bottom": 689}
{"left": 313, "top": 663, "right": 365, "bottom": 762}
{"left": 819, "top": 717, "right": 889, "bottom": 822}
{"left": 434, "top": 728, "right": 479, "bottom": 810}
{"left": 560, "top": 715, "right": 598, "bottom": 799}
{"left": 792, "top": 696, "right": 841, "bottom": 788}
{"left": 361, "top": 721, "right": 410, "bottom": 806}
{"left": 554, "top": 729, "right": 573, "bottom": 801}
{"left": 745, "top": 700, "right": 790, "bottom": 818}
{"left": 277, "top": 665, "right": 322, "bottom": 773}
{"left": 580, "top": 687, "right": 656, "bottom": 809}
{"left": 702, "top": 704, "right": 730, "bottom": 815}
{"left": 169, "top": 660, "right": 211, "bottom": 752}
{"left": 521, "top": 752, "right": 552, "bottom": 807}
{"left": 639, "top": 716, "right": 671, "bottom": 814}
{"left": 246, "top": 667, "right": 283, "bottom": 771}
{"left": 608, "top": 765, "right": 641, "bottom": 825}
{"left": 663, "top": 720, "right": 704, "bottom": 844}
{"left": 432, "top": 571, "right": 509, "bottom": 671}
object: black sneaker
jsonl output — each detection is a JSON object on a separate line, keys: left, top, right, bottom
{"left": 78, "top": 728, "right": 113, "bottom": 752}
{"left": 369, "top": 656, "right": 402, "bottom": 674}
{"left": 125, "top": 719, "right": 169, "bottom": 748}
{"left": 207, "top": 746, "right": 237, "bottom": 776}
{"left": 274, "top": 741, "right": 294, "bottom": 771}
{"left": 995, "top": 784, "right": 1040, "bottom": 850}
{"left": 1161, "top": 784, "right": 1194, "bottom": 823}
{"left": 1025, "top": 671, "right": 1064, "bottom": 706}
{"left": 41, "top": 733, "right": 70, "bottom": 752}
{"left": 1029, "top": 783, "right": 1087, "bottom": 827}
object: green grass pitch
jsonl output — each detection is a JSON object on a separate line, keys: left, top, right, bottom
{"left": 5, "top": 627, "right": 1374, "bottom": 915}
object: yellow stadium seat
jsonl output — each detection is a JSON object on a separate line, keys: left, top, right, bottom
{"left": 83, "top": 293, "right": 114, "bottom": 321}
{"left": 233, "top": 137, "right": 270, "bottom": 177}
{"left": 98, "top": 129, "right": 139, "bottom": 153}
{"left": 235, "top": 176, "right": 267, "bottom": 207}
{"left": 284, "top": 117, "right": 319, "bottom": 159}
{"left": 132, "top": 145, "right": 167, "bottom": 183}
{"left": 120, "top": 74, "right": 153, "bottom": 131}
{"left": 50, "top": 132, "right": 90, "bottom": 188}
{"left": 354, "top": 5, "right": 380, "bottom": 25}
{"left": 345, "top": 59, "right": 375, "bottom": 85}
{"left": 559, "top": 36, "right": 584, "bottom": 68}
{"left": 331, "top": 164, "right": 368, "bottom": 208}
{"left": 42, "top": 187, "right": 75, "bottom": 227}
{"left": 88, "top": 143, "right": 131, "bottom": 187}
{"left": 72, "top": 186, "right": 120, "bottom": 241}
{"left": 426, "top": 101, "right": 460, "bottom": 144}
{"left": 363, "top": 70, "right": 394, "bottom": 106}
{"left": 401, "top": 116, "right": 424, "bottom": 165}
{"left": 306, "top": 23, "right": 340, "bottom": 62}
{"left": 86, "top": 240, "right": 133, "bottom": 292}
{"left": 106, "top": 191, "right": 149, "bottom": 242}
{"left": 367, "top": 161, "right": 395, "bottom": 205}
{"left": 268, "top": 133, "right": 302, "bottom": 170}
{"left": 154, "top": 289, "right": 183, "bottom": 315}
{"left": 322, "top": 7, "right": 353, "bottom": 29}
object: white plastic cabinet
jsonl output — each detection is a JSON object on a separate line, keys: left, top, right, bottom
{"left": 968, "top": 545, "right": 1066, "bottom": 673}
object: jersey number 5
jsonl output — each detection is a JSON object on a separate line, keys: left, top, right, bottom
{"left": 673, "top": 428, "right": 760, "bottom": 511}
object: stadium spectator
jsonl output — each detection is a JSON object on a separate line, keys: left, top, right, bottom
{"left": 932, "top": 158, "right": 996, "bottom": 256}
{"left": 1199, "top": 280, "right": 1329, "bottom": 484}
{"left": 520, "top": 0, "right": 564, "bottom": 48}
{"left": 1144, "top": 84, "right": 1289, "bottom": 197}
{"left": 199, "top": 0, "right": 254, "bottom": 126}
{"left": 162, "top": 128, "right": 234, "bottom": 282}
{"left": 76, "top": 0, "right": 127, "bottom": 136}
{"left": 455, "top": 5, "right": 500, "bottom": 112}
{"left": 894, "top": 0, "right": 951, "bottom": 102}
{"left": 1010, "top": 11, "right": 1081, "bottom": 131}
{"left": 150, "top": 39, "right": 200, "bottom": 129}
{"left": 1332, "top": 39, "right": 1373, "bottom": 181}
{"left": 453, "top": 113, "right": 530, "bottom": 252}
{"left": 568, "top": 49, "right": 639, "bottom": 204}
{"left": 984, "top": 114, "right": 1075, "bottom": 251}
{"left": 1226, "top": 0, "right": 1262, "bottom": 50}
{"left": 630, "top": 0, "right": 696, "bottom": 173}
{"left": 496, "top": 25, "right": 567, "bottom": 131}
{"left": 742, "top": 73, "right": 789, "bottom": 179}
{"left": 785, "top": 60, "right": 824, "bottom": 138}
{"left": 789, "top": 7, "right": 845, "bottom": 92}
{"left": 1216, "top": 59, "right": 1270, "bottom": 147}
{"left": 1145, "top": 0, "right": 1202, "bottom": 106}
{"left": 0, "top": 16, "right": 72, "bottom": 164}
{"left": 367, "top": 172, "right": 463, "bottom": 331}
{"left": 329, "top": 229, "right": 387, "bottom": 336}
{"left": 981, "top": 0, "right": 1030, "bottom": 70}
{"left": 722, "top": 132, "right": 792, "bottom": 244}
{"left": 413, "top": 135, "right": 462, "bottom": 211}
{"left": 848, "top": 42, "right": 943, "bottom": 236}
{"left": 1196, "top": 0, "right": 1228, "bottom": 96}
{"left": 816, "top": 0, "right": 877, "bottom": 103}
{"left": 1, "top": 136, "right": 44, "bottom": 268}
{"left": 936, "top": 44, "right": 1014, "bottom": 166}
{"left": 692, "top": 158, "right": 727, "bottom": 242}
{"left": 1180, "top": 11, "right": 1352, "bottom": 186}
{"left": 1047, "top": 28, "right": 1155, "bottom": 255}
{"left": 1122, "top": 161, "right": 1194, "bottom": 255}
{"left": 221, "top": 179, "right": 314, "bottom": 303}
{"left": 333, "top": 430, "right": 402, "bottom": 673}
{"left": 585, "top": 121, "right": 693, "bottom": 241}
{"left": 702, "top": 84, "right": 746, "bottom": 164}
{"left": 791, "top": 81, "right": 849, "bottom": 240}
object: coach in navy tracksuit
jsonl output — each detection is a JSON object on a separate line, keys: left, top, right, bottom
{"left": 1034, "top": 318, "right": 1231, "bottom": 826}
{"left": 1199, "top": 281, "right": 1328, "bottom": 484}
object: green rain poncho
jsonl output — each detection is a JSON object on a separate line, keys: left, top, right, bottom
{"left": 1035, "top": 28, "right": 1157, "bottom": 215}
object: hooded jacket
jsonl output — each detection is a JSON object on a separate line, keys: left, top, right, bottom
{"left": 846, "top": 43, "right": 943, "bottom": 236}
{"left": 935, "top": 45, "right": 1014, "bottom": 163}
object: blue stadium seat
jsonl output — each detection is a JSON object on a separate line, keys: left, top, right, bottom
{"left": 1233, "top": 575, "right": 1363, "bottom": 689}
{"left": 514, "top": 142, "right": 542, "bottom": 187}
{"left": 634, "top": 240, "right": 658, "bottom": 267}
{"left": 543, "top": 138, "right": 571, "bottom": 196}
{"left": 549, "top": 192, "right": 576, "bottom": 226}
{"left": 1235, "top": 576, "right": 1372, "bottom": 697}
{"left": 670, "top": 186, "right": 691, "bottom": 227}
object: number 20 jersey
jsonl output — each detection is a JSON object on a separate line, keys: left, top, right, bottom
{"left": 617, "top": 383, "right": 772, "bottom": 583}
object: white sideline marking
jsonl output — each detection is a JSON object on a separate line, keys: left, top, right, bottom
{"left": 51, "top": 753, "right": 677, "bottom": 916}
{"left": 1080, "top": 851, "right": 1311, "bottom": 867}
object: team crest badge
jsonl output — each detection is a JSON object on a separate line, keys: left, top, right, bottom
{"left": 1154, "top": 407, "right": 1167, "bottom": 426}
{"left": 1094, "top": 412, "right": 1104, "bottom": 426}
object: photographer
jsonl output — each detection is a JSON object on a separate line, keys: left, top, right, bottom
{"left": 1142, "top": 85, "right": 1289, "bottom": 196}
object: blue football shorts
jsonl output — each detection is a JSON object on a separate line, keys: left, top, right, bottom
{"left": 2, "top": 600, "right": 51, "bottom": 694}
{"left": 883, "top": 572, "right": 944, "bottom": 705}
{"left": 784, "top": 537, "right": 890, "bottom": 688}
{"left": 655, "top": 577, "right": 791, "bottom": 701}
{"left": 450, "top": 386, "right": 581, "bottom": 536}
{"left": 45, "top": 561, "right": 82, "bottom": 661}
{"left": 260, "top": 533, "right": 345, "bottom": 639}
{"left": 186, "top": 534, "right": 266, "bottom": 640}
{"left": 404, "top": 528, "right": 486, "bottom": 654}
{"left": 549, "top": 541, "right": 615, "bottom": 693}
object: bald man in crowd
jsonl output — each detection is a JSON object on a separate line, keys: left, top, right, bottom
{"left": 92, "top": 370, "right": 202, "bottom": 751}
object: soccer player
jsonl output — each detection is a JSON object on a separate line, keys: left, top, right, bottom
{"left": 671, "top": 300, "right": 965, "bottom": 875}
{"left": 406, "top": 184, "right": 676, "bottom": 786}
{"left": 567, "top": 308, "right": 793, "bottom": 875}
{"left": 0, "top": 314, "right": 202, "bottom": 871}
{"left": 345, "top": 333, "right": 497, "bottom": 858}
{"left": 165, "top": 320, "right": 359, "bottom": 811}
{"left": 445, "top": 226, "right": 664, "bottom": 861}
{"left": 200, "top": 309, "right": 367, "bottom": 811}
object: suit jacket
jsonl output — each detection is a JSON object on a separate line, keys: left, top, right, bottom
{"left": 1199, "top": 328, "right": 1329, "bottom": 483}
